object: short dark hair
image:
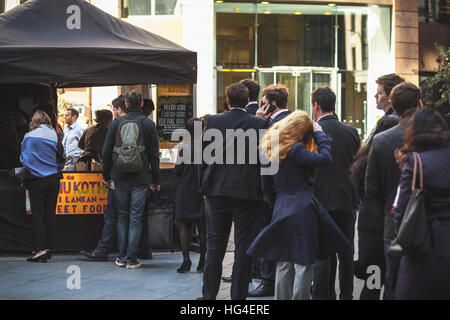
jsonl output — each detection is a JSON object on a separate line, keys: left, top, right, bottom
{"left": 94, "top": 109, "right": 113, "bottom": 125}
{"left": 311, "top": 87, "right": 336, "bottom": 113}
{"left": 142, "top": 99, "right": 155, "bottom": 117}
{"left": 376, "top": 73, "right": 405, "bottom": 96}
{"left": 67, "top": 107, "right": 79, "bottom": 119}
{"left": 112, "top": 95, "right": 126, "bottom": 112}
{"left": 390, "top": 82, "right": 421, "bottom": 117}
{"left": 262, "top": 84, "right": 289, "bottom": 109}
{"left": 226, "top": 83, "right": 249, "bottom": 109}
{"left": 240, "top": 79, "right": 260, "bottom": 101}
{"left": 125, "top": 90, "right": 142, "bottom": 107}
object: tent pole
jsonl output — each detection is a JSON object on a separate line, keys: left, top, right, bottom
{"left": 50, "top": 83, "right": 59, "bottom": 134}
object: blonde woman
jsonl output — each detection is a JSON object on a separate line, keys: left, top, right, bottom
{"left": 21, "top": 110, "right": 64, "bottom": 262}
{"left": 247, "top": 110, "right": 351, "bottom": 300}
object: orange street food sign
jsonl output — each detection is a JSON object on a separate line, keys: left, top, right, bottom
{"left": 157, "top": 84, "right": 193, "bottom": 97}
{"left": 57, "top": 173, "right": 108, "bottom": 215}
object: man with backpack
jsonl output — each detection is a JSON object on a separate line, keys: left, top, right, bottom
{"left": 102, "top": 90, "right": 160, "bottom": 269}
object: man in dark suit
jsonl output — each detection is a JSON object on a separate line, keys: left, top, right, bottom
{"left": 364, "top": 82, "right": 422, "bottom": 300}
{"left": 246, "top": 84, "right": 291, "bottom": 297}
{"left": 240, "top": 79, "right": 260, "bottom": 116}
{"left": 199, "top": 83, "right": 268, "bottom": 300}
{"left": 311, "top": 87, "right": 360, "bottom": 300}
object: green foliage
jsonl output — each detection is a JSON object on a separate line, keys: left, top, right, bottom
{"left": 420, "top": 44, "right": 450, "bottom": 117}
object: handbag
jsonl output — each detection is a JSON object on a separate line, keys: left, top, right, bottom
{"left": 146, "top": 190, "right": 179, "bottom": 251}
{"left": 389, "top": 152, "right": 427, "bottom": 256}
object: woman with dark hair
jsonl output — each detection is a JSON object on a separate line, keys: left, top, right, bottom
{"left": 392, "top": 108, "right": 450, "bottom": 299}
{"left": 174, "top": 117, "right": 206, "bottom": 273}
{"left": 21, "top": 110, "right": 64, "bottom": 262}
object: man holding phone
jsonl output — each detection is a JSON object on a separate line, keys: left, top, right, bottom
{"left": 255, "top": 84, "right": 290, "bottom": 127}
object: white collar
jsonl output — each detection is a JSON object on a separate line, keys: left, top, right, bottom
{"left": 270, "top": 109, "right": 289, "bottom": 120}
{"left": 245, "top": 101, "right": 258, "bottom": 108}
{"left": 317, "top": 113, "right": 334, "bottom": 122}
{"left": 230, "top": 107, "right": 246, "bottom": 112}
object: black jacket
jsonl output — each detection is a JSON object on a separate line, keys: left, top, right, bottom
{"left": 245, "top": 102, "right": 259, "bottom": 116}
{"left": 102, "top": 105, "right": 160, "bottom": 185}
{"left": 359, "top": 123, "right": 406, "bottom": 241}
{"left": 199, "top": 108, "right": 268, "bottom": 200}
{"left": 313, "top": 115, "right": 360, "bottom": 213}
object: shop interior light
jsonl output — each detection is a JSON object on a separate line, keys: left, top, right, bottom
{"left": 221, "top": 68, "right": 257, "bottom": 72}
{"left": 264, "top": 9, "right": 271, "bottom": 14}
{"left": 235, "top": 8, "right": 241, "bottom": 13}
{"left": 324, "top": 11, "right": 332, "bottom": 15}
{"left": 216, "top": 0, "right": 224, "bottom": 3}
{"left": 293, "top": 10, "right": 303, "bottom": 15}
{"left": 260, "top": 1, "right": 270, "bottom": 4}
{"left": 328, "top": 3, "right": 336, "bottom": 6}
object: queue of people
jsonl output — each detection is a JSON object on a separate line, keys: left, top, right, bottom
{"left": 17, "top": 75, "right": 450, "bottom": 300}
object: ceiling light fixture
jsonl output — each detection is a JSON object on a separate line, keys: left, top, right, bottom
{"left": 235, "top": 8, "right": 242, "bottom": 13}
{"left": 293, "top": 10, "right": 303, "bottom": 15}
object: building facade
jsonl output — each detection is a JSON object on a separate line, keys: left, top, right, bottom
{"left": 2, "top": 0, "right": 449, "bottom": 139}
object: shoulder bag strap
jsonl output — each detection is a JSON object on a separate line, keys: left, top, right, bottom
{"left": 411, "top": 152, "right": 424, "bottom": 191}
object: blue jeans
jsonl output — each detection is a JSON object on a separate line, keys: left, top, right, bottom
{"left": 95, "top": 189, "right": 118, "bottom": 254}
{"left": 115, "top": 182, "right": 148, "bottom": 264}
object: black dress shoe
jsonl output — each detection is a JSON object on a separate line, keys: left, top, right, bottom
{"left": 177, "top": 259, "right": 192, "bottom": 273}
{"left": 247, "top": 283, "right": 275, "bottom": 297}
{"left": 80, "top": 250, "right": 107, "bottom": 261}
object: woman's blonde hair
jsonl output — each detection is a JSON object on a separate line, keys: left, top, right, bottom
{"left": 29, "top": 110, "right": 52, "bottom": 131}
{"left": 260, "top": 110, "right": 315, "bottom": 163}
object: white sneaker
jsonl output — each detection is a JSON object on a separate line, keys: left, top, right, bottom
{"left": 115, "top": 257, "right": 126, "bottom": 267}
{"left": 126, "top": 259, "right": 142, "bottom": 269}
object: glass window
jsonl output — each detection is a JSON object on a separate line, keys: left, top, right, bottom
{"left": 216, "top": 71, "right": 255, "bottom": 113}
{"left": 122, "top": 0, "right": 151, "bottom": 17}
{"left": 216, "top": 13, "right": 255, "bottom": 68}
{"left": 340, "top": 71, "right": 367, "bottom": 140}
{"left": 258, "top": 14, "right": 334, "bottom": 67}
{"left": 419, "top": 0, "right": 450, "bottom": 23}
{"left": 155, "top": 0, "right": 179, "bottom": 15}
{"left": 0, "top": 0, "right": 4, "bottom": 14}
{"left": 20, "top": 0, "right": 28, "bottom": 3}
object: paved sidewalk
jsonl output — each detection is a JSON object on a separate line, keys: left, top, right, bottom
{"left": 0, "top": 251, "right": 365, "bottom": 300}
{"left": 0, "top": 222, "right": 366, "bottom": 300}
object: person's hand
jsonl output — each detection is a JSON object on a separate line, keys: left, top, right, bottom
{"left": 256, "top": 104, "right": 272, "bottom": 120}
{"left": 203, "top": 195, "right": 207, "bottom": 201}
{"left": 150, "top": 184, "right": 160, "bottom": 192}
{"left": 313, "top": 122, "right": 323, "bottom": 132}
{"left": 104, "top": 180, "right": 114, "bottom": 190}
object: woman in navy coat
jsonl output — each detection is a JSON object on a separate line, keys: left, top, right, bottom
{"left": 393, "top": 108, "right": 450, "bottom": 299}
{"left": 174, "top": 118, "right": 206, "bottom": 273}
{"left": 247, "top": 111, "right": 352, "bottom": 300}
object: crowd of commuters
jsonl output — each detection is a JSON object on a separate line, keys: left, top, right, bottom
{"left": 16, "top": 74, "right": 450, "bottom": 300}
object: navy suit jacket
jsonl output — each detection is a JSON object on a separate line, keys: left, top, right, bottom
{"left": 245, "top": 102, "right": 259, "bottom": 116}
{"left": 313, "top": 115, "right": 360, "bottom": 213}
{"left": 268, "top": 109, "right": 290, "bottom": 127}
{"left": 199, "top": 108, "right": 268, "bottom": 200}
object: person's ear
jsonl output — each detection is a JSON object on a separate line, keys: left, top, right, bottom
{"left": 227, "top": 97, "right": 231, "bottom": 109}
{"left": 417, "top": 99, "right": 424, "bottom": 109}
{"left": 140, "top": 101, "right": 144, "bottom": 108}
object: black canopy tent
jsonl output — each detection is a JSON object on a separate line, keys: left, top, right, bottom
{"left": 0, "top": 0, "right": 195, "bottom": 252}
{"left": 0, "top": 0, "right": 197, "bottom": 87}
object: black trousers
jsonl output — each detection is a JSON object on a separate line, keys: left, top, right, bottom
{"left": 312, "top": 210, "right": 356, "bottom": 300}
{"left": 202, "top": 196, "right": 262, "bottom": 300}
{"left": 27, "top": 175, "right": 60, "bottom": 252}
